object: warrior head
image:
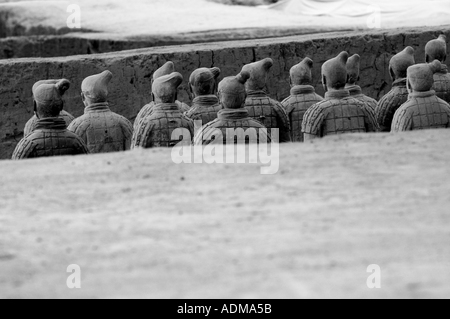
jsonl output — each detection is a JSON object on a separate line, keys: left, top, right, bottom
{"left": 189, "top": 67, "right": 221, "bottom": 97}
{"left": 407, "top": 60, "right": 442, "bottom": 93}
{"left": 389, "top": 46, "right": 415, "bottom": 81}
{"left": 33, "top": 79, "right": 71, "bottom": 119}
{"left": 153, "top": 61, "right": 175, "bottom": 80}
{"left": 322, "top": 51, "right": 349, "bottom": 91}
{"left": 346, "top": 54, "right": 361, "bottom": 85}
{"left": 81, "top": 70, "right": 113, "bottom": 106}
{"left": 290, "top": 57, "right": 313, "bottom": 86}
{"left": 151, "top": 61, "right": 176, "bottom": 101}
{"left": 218, "top": 71, "right": 251, "bottom": 109}
{"left": 241, "top": 58, "right": 273, "bottom": 91}
{"left": 425, "top": 35, "right": 447, "bottom": 63}
{"left": 152, "top": 72, "right": 183, "bottom": 104}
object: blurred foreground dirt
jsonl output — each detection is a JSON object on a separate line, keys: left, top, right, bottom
{"left": 1, "top": 130, "right": 450, "bottom": 298}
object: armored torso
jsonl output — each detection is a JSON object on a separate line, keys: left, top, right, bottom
{"left": 185, "top": 95, "right": 222, "bottom": 126}
{"left": 281, "top": 85, "right": 323, "bottom": 142}
{"left": 302, "top": 90, "right": 379, "bottom": 138}
{"left": 244, "top": 90, "right": 291, "bottom": 142}
{"left": 12, "top": 117, "right": 89, "bottom": 159}
{"left": 391, "top": 91, "right": 450, "bottom": 131}
{"left": 375, "top": 79, "right": 409, "bottom": 132}
{"left": 24, "top": 110, "right": 75, "bottom": 136}
{"left": 67, "top": 102, "right": 133, "bottom": 154}
{"left": 347, "top": 85, "right": 377, "bottom": 111}
{"left": 132, "top": 103, "right": 194, "bottom": 148}
{"left": 134, "top": 100, "right": 190, "bottom": 131}
{"left": 194, "top": 108, "right": 270, "bottom": 145}
{"left": 432, "top": 63, "right": 450, "bottom": 103}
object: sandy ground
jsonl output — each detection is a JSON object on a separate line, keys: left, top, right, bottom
{"left": 0, "top": 0, "right": 350, "bottom": 39}
{"left": 2, "top": 0, "right": 450, "bottom": 41}
{"left": 1, "top": 130, "right": 450, "bottom": 299}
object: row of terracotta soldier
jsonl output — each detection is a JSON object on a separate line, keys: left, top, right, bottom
{"left": 11, "top": 34, "right": 450, "bottom": 159}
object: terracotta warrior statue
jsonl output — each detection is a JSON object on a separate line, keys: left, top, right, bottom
{"left": 392, "top": 60, "right": 450, "bottom": 131}
{"left": 68, "top": 71, "right": 133, "bottom": 153}
{"left": 375, "top": 46, "right": 415, "bottom": 132}
{"left": 134, "top": 61, "right": 190, "bottom": 130}
{"left": 241, "top": 58, "right": 291, "bottom": 143}
{"left": 12, "top": 79, "right": 89, "bottom": 159}
{"left": 425, "top": 35, "right": 450, "bottom": 103}
{"left": 185, "top": 67, "right": 222, "bottom": 125}
{"left": 194, "top": 71, "right": 270, "bottom": 145}
{"left": 302, "top": 51, "right": 379, "bottom": 140}
{"left": 24, "top": 80, "right": 75, "bottom": 135}
{"left": 281, "top": 57, "right": 323, "bottom": 142}
{"left": 345, "top": 54, "right": 378, "bottom": 110}
{"left": 132, "top": 72, "right": 194, "bottom": 148}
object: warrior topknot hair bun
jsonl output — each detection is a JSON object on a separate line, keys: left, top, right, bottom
{"left": 429, "top": 59, "right": 442, "bottom": 74}
{"left": 338, "top": 51, "right": 349, "bottom": 64}
{"left": 237, "top": 71, "right": 251, "bottom": 84}
{"left": 262, "top": 58, "right": 274, "bottom": 71}
{"left": 55, "top": 79, "right": 71, "bottom": 96}
{"left": 303, "top": 57, "right": 313, "bottom": 69}
{"left": 210, "top": 67, "right": 221, "bottom": 79}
